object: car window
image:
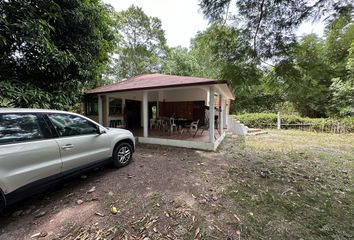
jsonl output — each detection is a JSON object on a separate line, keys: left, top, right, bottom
{"left": 0, "top": 113, "right": 45, "bottom": 144}
{"left": 47, "top": 113, "right": 98, "bottom": 137}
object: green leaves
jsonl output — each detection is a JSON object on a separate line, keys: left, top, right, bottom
{"left": 105, "top": 5, "right": 168, "bottom": 79}
{"left": 199, "top": 0, "right": 353, "bottom": 61}
{"left": 0, "top": 0, "right": 115, "bottom": 109}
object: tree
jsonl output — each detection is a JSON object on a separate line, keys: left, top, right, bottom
{"left": 271, "top": 11, "right": 354, "bottom": 117}
{"left": 190, "top": 24, "right": 264, "bottom": 113}
{"left": 161, "top": 46, "right": 199, "bottom": 76}
{"left": 329, "top": 77, "right": 354, "bottom": 116}
{"left": 274, "top": 34, "right": 332, "bottom": 117}
{"left": 327, "top": 17, "right": 354, "bottom": 117}
{"left": 107, "top": 5, "right": 168, "bottom": 79}
{"left": 199, "top": 0, "right": 353, "bottom": 61}
{"left": 0, "top": 0, "right": 115, "bottom": 109}
{"left": 324, "top": 8, "right": 354, "bottom": 79}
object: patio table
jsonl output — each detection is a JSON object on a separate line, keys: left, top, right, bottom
{"left": 175, "top": 118, "right": 192, "bottom": 128}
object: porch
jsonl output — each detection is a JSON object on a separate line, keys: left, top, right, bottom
{"left": 130, "top": 126, "right": 225, "bottom": 151}
{"left": 84, "top": 74, "right": 234, "bottom": 151}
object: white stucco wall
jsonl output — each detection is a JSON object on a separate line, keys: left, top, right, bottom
{"left": 158, "top": 88, "right": 208, "bottom": 102}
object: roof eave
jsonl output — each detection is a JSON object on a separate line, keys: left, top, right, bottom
{"left": 85, "top": 80, "right": 228, "bottom": 95}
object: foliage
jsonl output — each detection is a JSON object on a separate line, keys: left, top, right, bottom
{"left": 269, "top": 12, "right": 354, "bottom": 117}
{"left": 161, "top": 46, "right": 199, "bottom": 76}
{"left": 329, "top": 77, "right": 354, "bottom": 117}
{"left": 190, "top": 25, "right": 265, "bottom": 113}
{"left": 234, "top": 113, "right": 354, "bottom": 133}
{"left": 197, "top": 1, "right": 354, "bottom": 117}
{"left": 327, "top": 16, "right": 354, "bottom": 117}
{"left": 231, "top": 71, "right": 284, "bottom": 113}
{"left": 0, "top": 0, "right": 115, "bottom": 109}
{"left": 273, "top": 34, "right": 332, "bottom": 117}
{"left": 199, "top": 0, "right": 353, "bottom": 61}
{"left": 106, "top": 5, "right": 168, "bottom": 79}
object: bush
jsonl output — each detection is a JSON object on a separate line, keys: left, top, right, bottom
{"left": 233, "top": 113, "right": 354, "bottom": 133}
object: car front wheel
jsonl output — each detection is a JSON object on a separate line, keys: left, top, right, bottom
{"left": 112, "top": 142, "right": 133, "bottom": 168}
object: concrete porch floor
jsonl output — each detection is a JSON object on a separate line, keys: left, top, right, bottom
{"left": 129, "top": 127, "right": 222, "bottom": 143}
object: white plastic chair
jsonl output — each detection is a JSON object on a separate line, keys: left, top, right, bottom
{"left": 189, "top": 120, "right": 199, "bottom": 134}
{"left": 170, "top": 117, "right": 177, "bottom": 132}
{"left": 150, "top": 118, "right": 156, "bottom": 129}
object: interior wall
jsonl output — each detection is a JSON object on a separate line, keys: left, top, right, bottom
{"left": 159, "top": 101, "right": 205, "bottom": 123}
{"left": 159, "top": 88, "right": 207, "bottom": 103}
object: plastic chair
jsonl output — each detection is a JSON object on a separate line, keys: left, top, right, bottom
{"left": 189, "top": 120, "right": 199, "bottom": 135}
{"left": 150, "top": 118, "right": 156, "bottom": 130}
{"left": 170, "top": 117, "right": 177, "bottom": 132}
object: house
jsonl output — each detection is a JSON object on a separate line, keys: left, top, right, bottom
{"left": 84, "top": 74, "right": 234, "bottom": 151}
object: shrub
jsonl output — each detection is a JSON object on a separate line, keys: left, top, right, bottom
{"left": 233, "top": 113, "right": 354, "bottom": 133}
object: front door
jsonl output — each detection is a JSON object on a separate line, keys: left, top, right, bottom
{"left": 125, "top": 100, "right": 141, "bottom": 129}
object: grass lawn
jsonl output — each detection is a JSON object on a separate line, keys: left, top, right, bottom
{"left": 220, "top": 130, "right": 354, "bottom": 239}
{"left": 0, "top": 130, "right": 353, "bottom": 239}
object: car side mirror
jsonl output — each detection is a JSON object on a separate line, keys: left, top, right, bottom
{"left": 98, "top": 127, "right": 106, "bottom": 135}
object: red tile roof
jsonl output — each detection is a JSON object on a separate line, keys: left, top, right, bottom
{"left": 86, "top": 74, "right": 226, "bottom": 94}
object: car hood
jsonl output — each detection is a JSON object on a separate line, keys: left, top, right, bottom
{"left": 105, "top": 127, "right": 133, "bottom": 135}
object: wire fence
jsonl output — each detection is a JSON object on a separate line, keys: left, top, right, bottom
{"left": 258, "top": 122, "right": 353, "bottom": 134}
{"left": 234, "top": 113, "right": 354, "bottom": 134}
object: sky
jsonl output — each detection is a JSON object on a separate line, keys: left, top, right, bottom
{"left": 103, "top": 0, "right": 325, "bottom": 48}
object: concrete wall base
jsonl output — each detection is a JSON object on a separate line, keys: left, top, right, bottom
{"left": 227, "top": 116, "right": 248, "bottom": 135}
{"left": 138, "top": 132, "right": 226, "bottom": 151}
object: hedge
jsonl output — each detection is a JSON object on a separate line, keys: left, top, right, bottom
{"left": 233, "top": 113, "right": 354, "bottom": 133}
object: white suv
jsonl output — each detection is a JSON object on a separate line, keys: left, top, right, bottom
{"left": 0, "top": 108, "right": 135, "bottom": 211}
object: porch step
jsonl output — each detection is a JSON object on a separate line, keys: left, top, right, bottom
{"left": 247, "top": 128, "right": 268, "bottom": 136}
{"left": 247, "top": 128, "right": 262, "bottom": 133}
{"left": 226, "top": 131, "right": 238, "bottom": 139}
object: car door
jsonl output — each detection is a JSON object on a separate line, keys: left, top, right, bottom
{"left": 0, "top": 113, "right": 62, "bottom": 195}
{"left": 46, "top": 113, "right": 111, "bottom": 172}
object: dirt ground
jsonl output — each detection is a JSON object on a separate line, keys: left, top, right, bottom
{"left": 0, "top": 131, "right": 353, "bottom": 240}
{"left": 0, "top": 140, "right": 236, "bottom": 240}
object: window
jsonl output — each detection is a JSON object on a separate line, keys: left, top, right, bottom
{"left": 0, "top": 114, "right": 45, "bottom": 144}
{"left": 48, "top": 114, "right": 98, "bottom": 137}
{"left": 109, "top": 98, "right": 122, "bottom": 115}
{"left": 86, "top": 96, "right": 98, "bottom": 115}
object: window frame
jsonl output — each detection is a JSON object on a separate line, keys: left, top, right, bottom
{"left": 45, "top": 113, "right": 100, "bottom": 138}
{"left": 0, "top": 112, "right": 53, "bottom": 145}
{"left": 86, "top": 96, "right": 99, "bottom": 116}
{"left": 109, "top": 98, "right": 123, "bottom": 116}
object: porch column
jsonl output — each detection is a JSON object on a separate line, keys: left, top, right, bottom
{"left": 98, "top": 95, "right": 103, "bottom": 125}
{"left": 122, "top": 98, "right": 126, "bottom": 111}
{"left": 156, "top": 101, "right": 159, "bottom": 118}
{"left": 224, "top": 101, "right": 229, "bottom": 128}
{"left": 209, "top": 86, "right": 215, "bottom": 143}
{"left": 104, "top": 95, "right": 109, "bottom": 126}
{"left": 143, "top": 91, "right": 148, "bottom": 138}
{"left": 219, "top": 95, "right": 224, "bottom": 135}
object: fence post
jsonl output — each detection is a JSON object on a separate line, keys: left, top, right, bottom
{"left": 277, "top": 112, "right": 281, "bottom": 130}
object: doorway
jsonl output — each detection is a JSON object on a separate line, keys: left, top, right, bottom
{"left": 125, "top": 100, "right": 141, "bottom": 129}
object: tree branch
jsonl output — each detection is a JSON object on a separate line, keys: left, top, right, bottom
{"left": 253, "top": 0, "right": 274, "bottom": 67}
{"left": 253, "top": 0, "right": 265, "bottom": 55}
{"left": 223, "top": 0, "right": 231, "bottom": 25}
